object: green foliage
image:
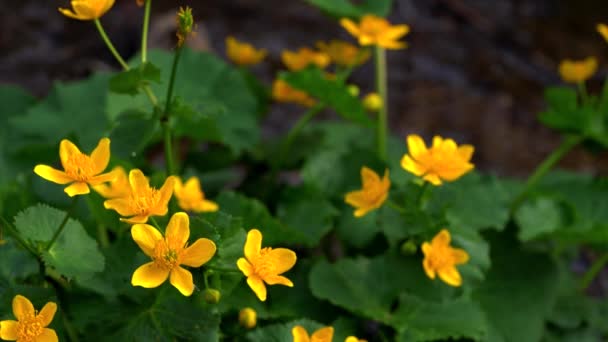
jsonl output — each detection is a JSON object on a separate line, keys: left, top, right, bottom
{"left": 304, "top": 0, "right": 393, "bottom": 18}
{"left": 109, "top": 62, "right": 161, "bottom": 95}
{"left": 247, "top": 318, "right": 324, "bottom": 342}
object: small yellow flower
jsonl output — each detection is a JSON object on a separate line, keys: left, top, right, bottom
{"left": 282, "top": 48, "right": 330, "bottom": 71}
{"left": 237, "top": 229, "right": 297, "bottom": 301}
{"left": 93, "top": 166, "right": 130, "bottom": 199}
{"left": 345, "top": 337, "right": 367, "bottom": 342}
{"left": 272, "top": 79, "right": 316, "bottom": 107}
{"left": 58, "top": 0, "right": 115, "bottom": 20}
{"left": 559, "top": 57, "right": 598, "bottom": 84}
{"left": 0, "top": 294, "right": 58, "bottom": 342}
{"left": 238, "top": 307, "right": 257, "bottom": 329}
{"left": 34, "top": 138, "right": 117, "bottom": 197}
{"left": 598, "top": 23, "right": 608, "bottom": 43}
{"left": 362, "top": 92, "right": 383, "bottom": 112}
{"left": 226, "top": 36, "right": 268, "bottom": 66}
{"left": 340, "top": 14, "right": 410, "bottom": 50}
{"left": 316, "top": 40, "right": 371, "bottom": 67}
{"left": 174, "top": 176, "right": 219, "bottom": 213}
{"left": 400, "top": 134, "right": 474, "bottom": 186}
{"left": 292, "top": 326, "right": 334, "bottom": 342}
{"left": 103, "top": 169, "right": 176, "bottom": 224}
{"left": 422, "top": 229, "right": 469, "bottom": 287}
{"left": 345, "top": 167, "right": 390, "bottom": 218}
{"left": 131, "top": 212, "right": 217, "bottom": 296}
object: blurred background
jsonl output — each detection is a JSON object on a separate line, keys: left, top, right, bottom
{"left": 2, "top": 0, "right": 608, "bottom": 177}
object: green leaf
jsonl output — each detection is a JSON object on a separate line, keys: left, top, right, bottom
{"left": 282, "top": 68, "right": 374, "bottom": 126}
{"left": 304, "top": 0, "right": 393, "bottom": 18}
{"left": 0, "top": 239, "right": 38, "bottom": 282}
{"left": 247, "top": 318, "right": 324, "bottom": 342}
{"left": 109, "top": 62, "right": 161, "bottom": 95}
{"left": 14, "top": 204, "right": 65, "bottom": 245}
{"left": 108, "top": 109, "right": 159, "bottom": 160}
{"left": 515, "top": 197, "right": 566, "bottom": 241}
{"left": 192, "top": 211, "right": 246, "bottom": 271}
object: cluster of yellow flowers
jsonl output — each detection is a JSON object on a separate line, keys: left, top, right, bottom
{"left": 557, "top": 23, "right": 608, "bottom": 84}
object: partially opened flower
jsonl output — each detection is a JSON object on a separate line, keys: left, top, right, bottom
{"left": 237, "top": 229, "right": 297, "bottom": 301}
{"left": 400, "top": 134, "right": 474, "bottom": 186}
{"left": 292, "top": 326, "right": 334, "bottom": 342}
{"left": 93, "top": 166, "right": 130, "bottom": 199}
{"left": 362, "top": 92, "right": 383, "bottom": 112}
{"left": 597, "top": 23, "right": 608, "bottom": 43}
{"left": 559, "top": 57, "right": 598, "bottom": 84}
{"left": 238, "top": 307, "right": 257, "bottom": 329}
{"left": 174, "top": 176, "right": 219, "bottom": 213}
{"left": 0, "top": 294, "right": 58, "bottom": 342}
{"left": 131, "top": 212, "right": 217, "bottom": 296}
{"left": 59, "top": 0, "right": 115, "bottom": 20}
{"left": 281, "top": 47, "right": 330, "bottom": 71}
{"left": 422, "top": 229, "right": 469, "bottom": 287}
{"left": 345, "top": 167, "right": 390, "bottom": 217}
{"left": 34, "top": 138, "right": 117, "bottom": 197}
{"left": 316, "top": 40, "right": 370, "bottom": 67}
{"left": 340, "top": 14, "right": 409, "bottom": 50}
{"left": 226, "top": 36, "right": 268, "bottom": 66}
{"left": 104, "top": 169, "right": 175, "bottom": 224}
{"left": 272, "top": 79, "right": 316, "bottom": 107}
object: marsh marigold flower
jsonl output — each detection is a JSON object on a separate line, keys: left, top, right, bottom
{"left": 292, "top": 326, "right": 334, "bottom": 342}
{"left": 226, "top": 36, "right": 267, "bottom": 66}
{"left": 345, "top": 337, "right": 367, "bottom": 342}
{"left": 559, "top": 57, "right": 598, "bottom": 84}
{"left": 238, "top": 307, "right": 257, "bottom": 329}
{"left": 59, "top": 0, "right": 115, "bottom": 20}
{"left": 345, "top": 167, "right": 390, "bottom": 217}
{"left": 104, "top": 169, "right": 175, "bottom": 224}
{"left": 422, "top": 229, "right": 469, "bottom": 287}
{"left": 400, "top": 134, "right": 474, "bottom": 186}
{"left": 0, "top": 295, "right": 58, "bottom": 342}
{"left": 237, "top": 229, "right": 297, "bottom": 301}
{"left": 597, "top": 23, "right": 608, "bottom": 43}
{"left": 34, "top": 138, "right": 117, "bottom": 197}
{"left": 93, "top": 166, "right": 130, "bottom": 198}
{"left": 174, "top": 176, "right": 219, "bottom": 213}
{"left": 340, "top": 14, "right": 409, "bottom": 50}
{"left": 282, "top": 47, "right": 330, "bottom": 71}
{"left": 316, "top": 40, "right": 370, "bottom": 67}
{"left": 131, "top": 212, "right": 217, "bottom": 296}
{"left": 272, "top": 79, "right": 316, "bottom": 107}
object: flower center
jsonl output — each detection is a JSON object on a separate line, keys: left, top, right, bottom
{"left": 428, "top": 246, "right": 454, "bottom": 270}
{"left": 17, "top": 315, "right": 43, "bottom": 342}
{"left": 129, "top": 188, "right": 161, "bottom": 215}
{"left": 153, "top": 240, "right": 181, "bottom": 270}
{"left": 252, "top": 248, "right": 276, "bottom": 278}
{"left": 65, "top": 154, "right": 96, "bottom": 181}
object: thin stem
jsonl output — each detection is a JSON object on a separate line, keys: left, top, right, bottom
{"left": 336, "top": 47, "right": 371, "bottom": 83}
{"left": 416, "top": 181, "right": 431, "bottom": 209}
{"left": 207, "top": 266, "right": 241, "bottom": 274}
{"left": 149, "top": 217, "right": 162, "bottom": 231}
{"left": 0, "top": 217, "right": 38, "bottom": 259}
{"left": 580, "top": 252, "right": 608, "bottom": 291}
{"left": 510, "top": 135, "right": 583, "bottom": 213}
{"left": 94, "top": 19, "right": 129, "bottom": 70}
{"left": 141, "top": 0, "right": 152, "bottom": 63}
{"left": 46, "top": 197, "right": 78, "bottom": 252}
{"left": 577, "top": 82, "right": 589, "bottom": 106}
{"left": 96, "top": 225, "right": 110, "bottom": 248}
{"left": 374, "top": 46, "right": 388, "bottom": 161}
{"left": 161, "top": 47, "right": 183, "bottom": 176}
{"left": 142, "top": 86, "right": 159, "bottom": 107}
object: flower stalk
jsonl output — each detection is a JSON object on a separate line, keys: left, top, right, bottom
{"left": 580, "top": 252, "right": 608, "bottom": 291}
{"left": 46, "top": 196, "right": 78, "bottom": 252}
{"left": 94, "top": 19, "right": 129, "bottom": 70}
{"left": 141, "top": 0, "right": 153, "bottom": 63}
{"left": 374, "top": 46, "right": 388, "bottom": 161}
{"left": 161, "top": 46, "right": 183, "bottom": 176}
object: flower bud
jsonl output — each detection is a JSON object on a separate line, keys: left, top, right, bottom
{"left": 363, "top": 93, "right": 383, "bottom": 112}
{"left": 238, "top": 307, "right": 257, "bottom": 329}
{"left": 347, "top": 85, "right": 360, "bottom": 97}
{"left": 400, "top": 239, "right": 417, "bottom": 255}
{"left": 176, "top": 7, "right": 194, "bottom": 47}
{"left": 202, "top": 288, "right": 221, "bottom": 304}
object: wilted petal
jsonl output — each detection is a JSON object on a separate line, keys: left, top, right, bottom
{"left": 169, "top": 266, "right": 194, "bottom": 296}
{"left": 180, "top": 238, "right": 216, "bottom": 267}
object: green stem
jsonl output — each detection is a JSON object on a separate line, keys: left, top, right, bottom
{"left": 96, "top": 224, "right": 110, "bottom": 248}
{"left": 580, "top": 252, "right": 608, "bottom": 291}
{"left": 207, "top": 266, "right": 241, "bottom": 274}
{"left": 336, "top": 47, "right": 371, "bottom": 83}
{"left": 511, "top": 135, "right": 583, "bottom": 213}
{"left": 577, "top": 82, "right": 589, "bottom": 106}
{"left": 149, "top": 217, "right": 162, "bottom": 231}
{"left": 161, "top": 47, "right": 183, "bottom": 176}
{"left": 62, "top": 312, "right": 80, "bottom": 342}
{"left": 142, "top": 86, "right": 159, "bottom": 107}
{"left": 416, "top": 182, "right": 431, "bottom": 209}
{"left": 46, "top": 197, "right": 78, "bottom": 252}
{"left": 141, "top": 0, "right": 152, "bottom": 63}
{"left": 374, "top": 46, "right": 388, "bottom": 161}
{"left": 387, "top": 200, "right": 406, "bottom": 214}
{"left": 94, "top": 19, "right": 129, "bottom": 70}
{"left": 0, "top": 217, "right": 38, "bottom": 259}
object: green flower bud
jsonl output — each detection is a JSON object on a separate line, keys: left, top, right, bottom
{"left": 347, "top": 84, "right": 360, "bottom": 97}
{"left": 203, "top": 288, "right": 221, "bottom": 304}
{"left": 238, "top": 307, "right": 257, "bottom": 329}
{"left": 400, "top": 239, "right": 417, "bottom": 255}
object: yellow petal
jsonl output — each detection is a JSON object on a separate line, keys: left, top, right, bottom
{"left": 311, "top": 327, "right": 334, "bottom": 341}
{"left": 90, "top": 138, "right": 110, "bottom": 175}
{"left": 0, "top": 320, "right": 19, "bottom": 340}
{"left": 292, "top": 325, "right": 311, "bottom": 342}
{"left": 36, "top": 328, "right": 59, "bottom": 342}
{"left": 421, "top": 242, "right": 432, "bottom": 256}
{"left": 263, "top": 275, "right": 294, "bottom": 287}
{"left": 244, "top": 229, "right": 262, "bottom": 261}
{"left": 180, "top": 238, "right": 217, "bottom": 267}
{"left": 378, "top": 40, "right": 408, "bottom": 50}
{"left": 58, "top": 8, "right": 83, "bottom": 20}
{"left": 432, "top": 229, "right": 451, "bottom": 246}
{"left": 37, "top": 302, "right": 57, "bottom": 327}
{"left": 193, "top": 200, "right": 219, "bottom": 212}
{"left": 406, "top": 134, "right": 427, "bottom": 159}
{"left": 237, "top": 258, "right": 253, "bottom": 276}
{"left": 169, "top": 266, "right": 194, "bottom": 296}
{"left": 165, "top": 212, "right": 190, "bottom": 249}
{"left": 34, "top": 165, "right": 73, "bottom": 184}
{"left": 452, "top": 248, "right": 470, "bottom": 264}
{"left": 457, "top": 145, "right": 474, "bottom": 162}
{"left": 64, "top": 182, "right": 90, "bottom": 197}
{"left": 384, "top": 24, "right": 410, "bottom": 39}
{"left": 432, "top": 136, "right": 444, "bottom": 148}
{"left": 360, "top": 166, "right": 380, "bottom": 187}
{"left": 423, "top": 173, "right": 442, "bottom": 186}
{"left": 13, "top": 295, "right": 34, "bottom": 321}
{"left": 345, "top": 190, "right": 367, "bottom": 208}
{"left": 59, "top": 139, "right": 82, "bottom": 171}
{"left": 438, "top": 267, "right": 462, "bottom": 287}
{"left": 354, "top": 207, "right": 371, "bottom": 217}
{"left": 437, "top": 163, "right": 474, "bottom": 182}
{"left": 247, "top": 276, "right": 267, "bottom": 301}
{"left": 72, "top": 2, "right": 97, "bottom": 19}
{"left": 120, "top": 215, "right": 149, "bottom": 224}
{"left": 267, "top": 248, "right": 297, "bottom": 274}
{"left": 400, "top": 155, "right": 426, "bottom": 176}
{"left": 154, "top": 176, "right": 176, "bottom": 215}
{"left": 129, "top": 169, "right": 150, "bottom": 196}
{"left": 104, "top": 198, "right": 136, "bottom": 216}
{"left": 131, "top": 262, "right": 170, "bottom": 288}
{"left": 340, "top": 18, "right": 361, "bottom": 38}
{"left": 131, "top": 224, "right": 163, "bottom": 258}
{"left": 88, "top": 168, "right": 119, "bottom": 185}
{"left": 598, "top": 23, "right": 608, "bottom": 42}
{"left": 422, "top": 257, "right": 436, "bottom": 279}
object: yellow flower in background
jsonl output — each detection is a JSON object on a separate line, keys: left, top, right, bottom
{"left": 237, "top": 229, "right": 297, "bottom": 301}
{"left": 362, "top": 92, "right": 383, "bottom": 112}
{"left": 93, "top": 166, "right": 130, "bottom": 199}
{"left": 34, "top": 138, "right": 117, "bottom": 197}
{"left": 421, "top": 229, "right": 469, "bottom": 287}
{"left": 59, "top": 0, "right": 115, "bottom": 20}
{"left": 559, "top": 57, "right": 598, "bottom": 84}
{"left": 272, "top": 79, "right": 316, "bottom": 107}
{"left": 345, "top": 167, "right": 390, "bottom": 217}
{"left": 226, "top": 36, "right": 268, "bottom": 66}
{"left": 340, "top": 14, "right": 410, "bottom": 50}
{"left": 345, "top": 337, "right": 367, "bottom": 342}
{"left": 131, "top": 212, "right": 217, "bottom": 296}
{"left": 400, "top": 134, "right": 474, "bottom": 186}
{"left": 597, "top": 23, "right": 608, "bottom": 42}
{"left": 315, "top": 40, "right": 371, "bottom": 67}
{"left": 238, "top": 307, "right": 257, "bottom": 329}
{"left": 281, "top": 47, "right": 330, "bottom": 71}
{"left": 0, "top": 295, "right": 58, "bottom": 342}
{"left": 292, "top": 326, "right": 334, "bottom": 342}
{"left": 104, "top": 169, "right": 175, "bottom": 224}
{"left": 174, "top": 176, "right": 219, "bottom": 213}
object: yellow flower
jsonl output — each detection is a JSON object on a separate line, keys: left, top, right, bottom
{"left": 0, "top": 294, "right": 58, "bottom": 342}
{"left": 236, "top": 229, "right": 297, "bottom": 301}
{"left": 58, "top": 0, "right": 115, "bottom": 20}
{"left": 598, "top": 23, "right": 608, "bottom": 43}
{"left": 345, "top": 337, "right": 367, "bottom": 342}
{"left": 400, "top": 134, "right": 474, "bottom": 186}
{"left": 34, "top": 138, "right": 117, "bottom": 197}
{"left": 282, "top": 48, "right": 330, "bottom": 71}
{"left": 422, "top": 229, "right": 469, "bottom": 287}
{"left": 104, "top": 169, "right": 175, "bottom": 224}
{"left": 292, "top": 326, "right": 334, "bottom": 342}
{"left": 559, "top": 57, "right": 598, "bottom": 84}
{"left": 362, "top": 92, "right": 383, "bottom": 112}
{"left": 93, "top": 166, "right": 130, "bottom": 198}
{"left": 238, "top": 307, "right": 257, "bottom": 329}
{"left": 272, "top": 79, "right": 316, "bottom": 107}
{"left": 174, "top": 176, "right": 219, "bottom": 213}
{"left": 340, "top": 14, "right": 410, "bottom": 50}
{"left": 131, "top": 212, "right": 217, "bottom": 296}
{"left": 226, "top": 36, "right": 268, "bottom": 66}
{"left": 345, "top": 167, "right": 390, "bottom": 217}
{"left": 315, "top": 40, "right": 371, "bottom": 67}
